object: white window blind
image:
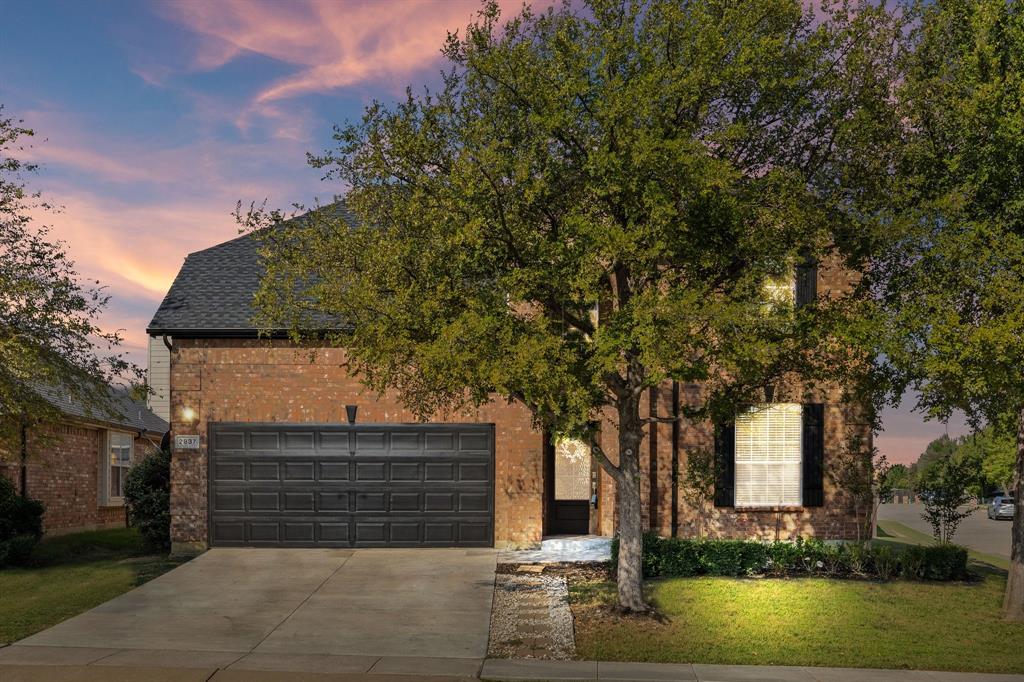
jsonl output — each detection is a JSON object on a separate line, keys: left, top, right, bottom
{"left": 764, "top": 269, "right": 796, "bottom": 306}
{"left": 735, "top": 403, "right": 802, "bottom": 507}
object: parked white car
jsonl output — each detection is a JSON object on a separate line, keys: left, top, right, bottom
{"left": 987, "top": 495, "right": 1015, "bottom": 520}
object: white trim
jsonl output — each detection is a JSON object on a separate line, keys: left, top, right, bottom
{"left": 100, "top": 429, "right": 134, "bottom": 506}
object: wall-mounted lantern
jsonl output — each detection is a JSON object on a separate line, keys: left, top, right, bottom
{"left": 345, "top": 405, "right": 358, "bottom": 424}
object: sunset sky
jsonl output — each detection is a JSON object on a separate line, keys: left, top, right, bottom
{"left": 0, "top": 0, "right": 966, "bottom": 463}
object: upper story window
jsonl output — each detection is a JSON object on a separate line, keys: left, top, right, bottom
{"left": 105, "top": 431, "right": 133, "bottom": 503}
{"left": 764, "top": 269, "right": 796, "bottom": 306}
{"left": 734, "top": 403, "right": 802, "bottom": 507}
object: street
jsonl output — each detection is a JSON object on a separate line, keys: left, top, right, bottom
{"left": 877, "top": 503, "right": 1011, "bottom": 560}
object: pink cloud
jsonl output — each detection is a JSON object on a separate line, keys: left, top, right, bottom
{"left": 160, "top": 0, "right": 523, "bottom": 104}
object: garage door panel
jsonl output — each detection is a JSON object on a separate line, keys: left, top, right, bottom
{"left": 283, "top": 462, "right": 315, "bottom": 480}
{"left": 355, "top": 462, "right": 386, "bottom": 481}
{"left": 283, "top": 432, "right": 315, "bottom": 450}
{"left": 249, "top": 432, "right": 280, "bottom": 450}
{"left": 250, "top": 462, "right": 280, "bottom": 480}
{"left": 209, "top": 423, "right": 494, "bottom": 548}
{"left": 320, "top": 462, "right": 350, "bottom": 480}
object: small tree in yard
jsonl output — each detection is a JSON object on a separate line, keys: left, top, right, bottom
{"left": 914, "top": 455, "right": 974, "bottom": 544}
{"left": 681, "top": 448, "right": 715, "bottom": 539}
{"left": 829, "top": 434, "right": 893, "bottom": 544}
{"left": 247, "top": 1, "right": 905, "bottom": 610}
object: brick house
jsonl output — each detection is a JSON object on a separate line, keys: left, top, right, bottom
{"left": 149, "top": 210, "right": 867, "bottom": 554}
{"left": 1, "top": 385, "right": 168, "bottom": 535}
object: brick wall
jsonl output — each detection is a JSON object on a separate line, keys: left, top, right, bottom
{"left": 168, "top": 339, "right": 544, "bottom": 553}
{"left": 1, "top": 422, "right": 159, "bottom": 535}
{"left": 593, "top": 259, "right": 868, "bottom": 542}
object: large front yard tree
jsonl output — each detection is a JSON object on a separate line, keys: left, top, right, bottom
{"left": 0, "top": 110, "right": 137, "bottom": 492}
{"left": 250, "top": 0, "right": 903, "bottom": 610}
{"left": 880, "top": 0, "right": 1024, "bottom": 620}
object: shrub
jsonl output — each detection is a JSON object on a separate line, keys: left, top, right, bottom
{"left": 124, "top": 448, "right": 171, "bottom": 551}
{"left": 610, "top": 532, "right": 969, "bottom": 582}
{"left": 0, "top": 476, "right": 45, "bottom": 567}
{"left": 912, "top": 544, "right": 968, "bottom": 581}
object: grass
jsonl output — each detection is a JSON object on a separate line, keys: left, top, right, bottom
{"left": 570, "top": 541, "right": 1024, "bottom": 673}
{"left": 0, "top": 528, "right": 189, "bottom": 645}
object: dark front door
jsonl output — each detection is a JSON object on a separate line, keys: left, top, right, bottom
{"left": 547, "top": 437, "right": 591, "bottom": 535}
{"left": 208, "top": 423, "right": 494, "bottom": 548}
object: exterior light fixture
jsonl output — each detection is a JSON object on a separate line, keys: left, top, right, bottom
{"left": 345, "top": 405, "right": 358, "bottom": 424}
{"left": 181, "top": 406, "right": 197, "bottom": 424}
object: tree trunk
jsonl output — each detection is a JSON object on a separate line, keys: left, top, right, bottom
{"left": 1004, "top": 405, "right": 1024, "bottom": 621}
{"left": 614, "top": 396, "right": 648, "bottom": 612}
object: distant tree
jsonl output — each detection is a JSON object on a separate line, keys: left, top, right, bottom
{"left": 876, "top": 0, "right": 1024, "bottom": 619}
{"left": 246, "top": 1, "right": 907, "bottom": 611}
{"left": 910, "top": 435, "right": 959, "bottom": 484}
{"left": 884, "top": 463, "right": 911, "bottom": 491}
{"left": 0, "top": 109, "right": 138, "bottom": 495}
{"left": 915, "top": 455, "right": 975, "bottom": 544}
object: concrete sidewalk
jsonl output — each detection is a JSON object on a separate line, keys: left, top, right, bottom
{"left": 2, "top": 649, "right": 1023, "bottom": 682}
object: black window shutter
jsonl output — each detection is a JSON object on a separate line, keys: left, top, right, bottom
{"left": 795, "top": 254, "right": 818, "bottom": 308}
{"left": 802, "top": 403, "right": 825, "bottom": 507}
{"left": 713, "top": 421, "right": 735, "bottom": 507}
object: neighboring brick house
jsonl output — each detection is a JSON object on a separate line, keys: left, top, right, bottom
{"left": 149, "top": 207, "right": 867, "bottom": 554}
{"left": 1, "top": 385, "right": 168, "bottom": 535}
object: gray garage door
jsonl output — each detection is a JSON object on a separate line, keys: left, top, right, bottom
{"left": 208, "top": 423, "right": 494, "bottom": 548}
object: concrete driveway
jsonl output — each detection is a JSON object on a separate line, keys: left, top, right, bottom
{"left": 17, "top": 548, "right": 496, "bottom": 660}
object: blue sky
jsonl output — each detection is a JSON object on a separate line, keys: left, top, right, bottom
{"left": 0, "top": 0, "right": 965, "bottom": 462}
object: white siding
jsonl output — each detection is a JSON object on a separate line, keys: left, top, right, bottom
{"left": 147, "top": 335, "right": 171, "bottom": 422}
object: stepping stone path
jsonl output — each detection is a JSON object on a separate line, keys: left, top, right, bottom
{"left": 488, "top": 566, "right": 576, "bottom": 660}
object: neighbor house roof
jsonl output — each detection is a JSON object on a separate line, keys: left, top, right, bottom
{"left": 33, "top": 382, "right": 168, "bottom": 435}
{"left": 147, "top": 202, "right": 356, "bottom": 337}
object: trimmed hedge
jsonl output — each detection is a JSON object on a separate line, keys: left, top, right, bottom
{"left": 0, "top": 475, "right": 45, "bottom": 567}
{"left": 611, "top": 532, "right": 969, "bottom": 582}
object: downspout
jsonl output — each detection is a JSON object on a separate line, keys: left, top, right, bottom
{"left": 19, "top": 420, "right": 28, "bottom": 498}
{"left": 648, "top": 387, "right": 658, "bottom": 531}
{"left": 671, "top": 380, "right": 680, "bottom": 538}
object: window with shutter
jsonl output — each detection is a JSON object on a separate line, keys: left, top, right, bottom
{"left": 764, "top": 269, "right": 796, "bottom": 306}
{"left": 734, "top": 403, "right": 802, "bottom": 507}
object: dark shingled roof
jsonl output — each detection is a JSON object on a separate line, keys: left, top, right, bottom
{"left": 147, "top": 202, "right": 356, "bottom": 336}
{"left": 33, "top": 382, "right": 169, "bottom": 435}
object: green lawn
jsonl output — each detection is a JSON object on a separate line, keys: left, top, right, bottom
{"left": 0, "top": 528, "right": 189, "bottom": 645}
{"left": 570, "top": 562, "right": 1024, "bottom": 673}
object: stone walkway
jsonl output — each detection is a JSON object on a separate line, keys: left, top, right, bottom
{"left": 497, "top": 535, "right": 612, "bottom": 564}
{"left": 488, "top": 570, "right": 575, "bottom": 659}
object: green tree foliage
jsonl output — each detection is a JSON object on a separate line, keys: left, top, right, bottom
{"left": 878, "top": 0, "right": 1024, "bottom": 619}
{"left": 247, "top": 0, "right": 905, "bottom": 610}
{"left": 0, "top": 475, "right": 44, "bottom": 565}
{"left": 0, "top": 110, "right": 139, "bottom": 480}
{"left": 958, "top": 427, "right": 1016, "bottom": 496}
